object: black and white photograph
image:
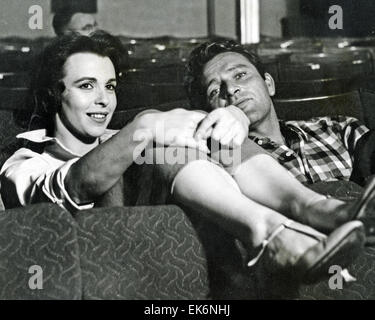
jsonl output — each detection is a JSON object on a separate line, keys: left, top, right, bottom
{"left": 0, "top": 0, "right": 375, "bottom": 306}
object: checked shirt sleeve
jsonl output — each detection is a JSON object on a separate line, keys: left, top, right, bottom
{"left": 331, "top": 116, "right": 370, "bottom": 156}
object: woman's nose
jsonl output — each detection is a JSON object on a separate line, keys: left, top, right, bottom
{"left": 95, "top": 87, "right": 109, "bottom": 106}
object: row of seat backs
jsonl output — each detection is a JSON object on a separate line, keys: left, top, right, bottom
{"left": 2, "top": 36, "right": 375, "bottom": 85}
{"left": 0, "top": 202, "right": 211, "bottom": 299}
{"left": 3, "top": 74, "right": 375, "bottom": 112}
{"left": 108, "top": 89, "right": 375, "bottom": 129}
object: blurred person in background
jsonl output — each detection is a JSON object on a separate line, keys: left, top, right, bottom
{"left": 52, "top": 7, "right": 98, "bottom": 36}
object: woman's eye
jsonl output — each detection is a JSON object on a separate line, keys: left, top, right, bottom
{"left": 106, "top": 84, "right": 117, "bottom": 91}
{"left": 79, "top": 83, "right": 93, "bottom": 89}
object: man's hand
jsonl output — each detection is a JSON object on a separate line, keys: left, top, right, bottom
{"left": 139, "top": 108, "right": 210, "bottom": 153}
{"left": 194, "top": 106, "right": 250, "bottom": 147}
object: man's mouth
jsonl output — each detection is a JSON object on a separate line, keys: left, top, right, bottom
{"left": 235, "top": 98, "right": 251, "bottom": 109}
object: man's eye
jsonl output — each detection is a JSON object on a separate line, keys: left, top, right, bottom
{"left": 209, "top": 89, "right": 219, "bottom": 99}
{"left": 83, "top": 25, "right": 93, "bottom": 31}
{"left": 79, "top": 83, "right": 93, "bottom": 89}
{"left": 235, "top": 72, "right": 247, "bottom": 80}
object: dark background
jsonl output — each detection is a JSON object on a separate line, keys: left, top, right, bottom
{"left": 51, "top": 0, "right": 97, "bottom": 13}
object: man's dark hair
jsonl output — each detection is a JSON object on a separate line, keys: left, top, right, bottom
{"left": 185, "top": 40, "right": 266, "bottom": 110}
{"left": 27, "top": 30, "right": 126, "bottom": 131}
{"left": 52, "top": 8, "right": 79, "bottom": 36}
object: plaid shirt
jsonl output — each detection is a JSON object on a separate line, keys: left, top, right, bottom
{"left": 249, "top": 116, "right": 370, "bottom": 184}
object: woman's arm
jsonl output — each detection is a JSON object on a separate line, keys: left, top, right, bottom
{"left": 64, "top": 109, "right": 209, "bottom": 206}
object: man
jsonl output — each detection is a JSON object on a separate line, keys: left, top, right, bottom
{"left": 52, "top": 8, "right": 98, "bottom": 36}
{"left": 186, "top": 40, "right": 375, "bottom": 187}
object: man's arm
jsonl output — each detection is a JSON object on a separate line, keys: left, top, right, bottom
{"left": 351, "top": 130, "right": 375, "bottom": 185}
{"left": 330, "top": 115, "right": 374, "bottom": 185}
{"left": 195, "top": 105, "right": 250, "bottom": 147}
{"left": 328, "top": 116, "right": 375, "bottom": 185}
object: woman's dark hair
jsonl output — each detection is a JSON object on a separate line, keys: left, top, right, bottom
{"left": 185, "top": 39, "right": 265, "bottom": 110}
{"left": 27, "top": 30, "right": 126, "bottom": 131}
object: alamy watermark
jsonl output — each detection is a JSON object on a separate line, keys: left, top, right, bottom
{"left": 132, "top": 123, "right": 244, "bottom": 167}
{"left": 328, "top": 265, "right": 356, "bottom": 290}
{"left": 28, "top": 265, "right": 43, "bottom": 290}
{"left": 328, "top": 5, "right": 343, "bottom": 30}
{"left": 28, "top": 5, "right": 43, "bottom": 30}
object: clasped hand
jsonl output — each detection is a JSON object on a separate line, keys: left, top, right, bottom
{"left": 139, "top": 106, "right": 250, "bottom": 153}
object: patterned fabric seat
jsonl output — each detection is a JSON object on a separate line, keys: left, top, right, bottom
{"left": 0, "top": 203, "right": 210, "bottom": 300}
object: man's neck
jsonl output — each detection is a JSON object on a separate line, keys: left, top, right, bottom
{"left": 250, "top": 110, "right": 286, "bottom": 145}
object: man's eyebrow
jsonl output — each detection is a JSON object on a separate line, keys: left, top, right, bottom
{"left": 227, "top": 63, "right": 250, "bottom": 72}
{"left": 82, "top": 23, "right": 95, "bottom": 30}
{"left": 107, "top": 78, "right": 117, "bottom": 83}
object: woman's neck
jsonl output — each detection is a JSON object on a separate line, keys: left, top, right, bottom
{"left": 53, "top": 114, "right": 98, "bottom": 156}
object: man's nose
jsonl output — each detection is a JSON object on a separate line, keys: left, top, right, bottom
{"left": 222, "top": 81, "right": 240, "bottom": 99}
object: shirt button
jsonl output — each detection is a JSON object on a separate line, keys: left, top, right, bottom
{"left": 263, "top": 138, "right": 271, "bottom": 144}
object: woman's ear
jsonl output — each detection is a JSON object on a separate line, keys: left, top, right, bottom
{"left": 264, "top": 72, "right": 276, "bottom": 97}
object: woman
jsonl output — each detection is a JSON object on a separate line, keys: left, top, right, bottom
{"left": 0, "top": 31, "right": 366, "bottom": 284}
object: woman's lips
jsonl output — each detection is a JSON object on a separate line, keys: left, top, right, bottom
{"left": 87, "top": 112, "right": 108, "bottom": 123}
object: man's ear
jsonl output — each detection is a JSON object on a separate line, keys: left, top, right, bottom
{"left": 264, "top": 72, "right": 275, "bottom": 97}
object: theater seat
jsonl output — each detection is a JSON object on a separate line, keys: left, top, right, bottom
{"left": 279, "top": 49, "right": 373, "bottom": 81}
{"left": 76, "top": 205, "right": 210, "bottom": 300}
{"left": 124, "top": 65, "right": 185, "bottom": 83}
{"left": 0, "top": 203, "right": 82, "bottom": 299}
{"left": 0, "top": 87, "right": 28, "bottom": 111}
{"left": 275, "top": 78, "right": 360, "bottom": 99}
{"left": 257, "top": 37, "right": 322, "bottom": 54}
{"left": 116, "top": 82, "right": 187, "bottom": 109}
{"left": 0, "top": 202, "right": 212, "bottom": 300}
{"left": 0, "top": 72, "right": 30, "bottom": 88}
{"left": 274, "top": 91, "right": 365, "bottom": 123}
